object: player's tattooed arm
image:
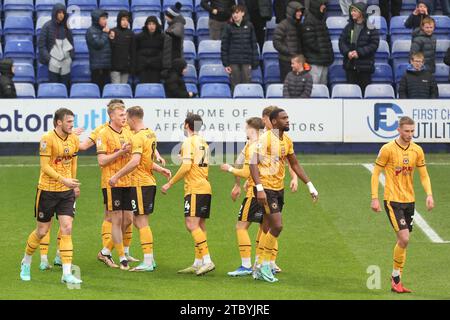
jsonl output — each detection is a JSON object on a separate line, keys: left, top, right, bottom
{"left": 249, "top": 152, "right": 267, "bottom": 207}
{"left": 287, "top": 153, "right": 318, "bottom": 202}
{"left": 288, "top": 164, "right": 298, "bottom": 193}
{"left": 79, "top": 139, "right": 95, "bottom": 151}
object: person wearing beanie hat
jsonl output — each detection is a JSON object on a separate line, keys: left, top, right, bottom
{"left": 379, "top": 0, "right": 403, "bottom": 23}
{"left": 201, "top": 0, "right": 235, "bottom": 40}
{"left": 134, "top": 16, "right": 165, "bottom": 83}
{"left": 405, "top": 1, "right": 430, "bottom": 30}
{"left": 164, "top": 58, "right": 195, "bottom": 98}
{"left": 339, "top": 2, "right": 380, "bottom": 94}
{"left": 162, "top": 2, "right": 186, "bottom": 71}
{"left": 0, "top": 59, "right": 17, "bottom": 98}
{"left": 109, "top": 10, "right": 135, "bottom": 84}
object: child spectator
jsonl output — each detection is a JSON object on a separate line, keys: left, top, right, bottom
{"left": 0, "top": 59, "right": 17, "bottom": 98}
{"left": 201, "top": 0, "right": 234, "bottom": 40}
{"left": 399, "top": 52, "right": 439, "bottom": 99}
{"left": 283, "top": 55, "right": 313, "bottom": 98}
{"left": 164, "top": 58, "right": 196, "bottom": 98}
{"left": 404, "top": 1, "right": 430, "bottom": 30}
{"left": 109, "top": 11, "right": 135, "bottom": 84}
{"left": 410, "top": 17, "right": 437, "bottom": 73}
{"left": 221, "top": 4, "right": 259, "bottom": 90}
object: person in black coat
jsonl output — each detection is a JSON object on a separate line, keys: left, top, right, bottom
{"left": 135, "top": 16, "right": 165, "bottom": 83}
{"left": 164, "top": 58, "right": 195, "bottom": 98}
{"left": 339, "top": 2, "right": 380, "bottom": 93}
{"left": 404, "top": 1, "right": 430, "bottom": 30}
{"left": 110, "top": 10, "right": 135, "bottom": 84}
{"left": 302, "top": 0, "right": 334, "bottom": 84}
{"left": 238, "top": 0, "right": 272, "bottom": 49}
{"left": 0, "top": 59, "right": 17, "bottom": 98}
{"left": 201, "top": 0, "right": 235, "bottom": 40}
{"left": 274, "top": 0, "right": 305, "bottom": 23}
{"left": 443, "top": 47, "right": 450, "bottom": 81}
{"left": 399, "top": 52, "right": 439, "bottom": 99}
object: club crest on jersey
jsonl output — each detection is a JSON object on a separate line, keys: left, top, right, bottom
{"left": 64, "top": 148, "right": 69, "bottom": 154}
{"left": 40, "top": 141, "right": 47, "bottom": 151}
{"left": 114, "top": 200, "right": 121, "bottom": 207}
{"left": 39, "top": 212, "right": 44, "bottom": 219}
{"left": 96, "top": 138, "right": 102, "bottom": 147}
{"left": 400, "top": 219, "right": 407, "bottom": 226}
{"left": 403, "top": 158, "right": 409, "bottom": 165}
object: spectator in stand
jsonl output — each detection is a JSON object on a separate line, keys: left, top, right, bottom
{"left": 404, "top": 1, "right": 430, "bottom": 30}
{"left": 86, "top": 10, "right": 111, "bottom": 92}
{"left": 283, "top": 55, "right": 313, "bottom": 98}
{"left": 410, "top": 17, "right": 437, "bottom": 73}
{"left": 109, "top": 11, "right": 135, "bottom": 84}
{"left": 273, "top": 1, "right": 305, "bottom": 82}
{"left": 164, "top": 58, "right": 196, "bottom": 98}
{"left": 399, "top": 52, "right": 439, "bottom": 98}
{"left": 379, "top": 1, "right": 403, "bottom": 23}
{"left": 302, "top": 0, "right": 334, "bottom": 85}
{"left": 339, "top": 0, "right": 353, "bottom": 15}
{"left": 201, "top": 0, "right": 235, "bottom": 40}
{"left": 0, "top": 59, "right": 17, "bottom": 98}
{"left": 274, "top": 0, "right": 305, "bottom": 23}
{"left": 238, "top": 0, "right": 273, "bottom": 49}
{"left": 134, "top": 16, "right": 165, "bottom": 83}
{"left": 162, "top": 2, "right": 186, "bottom": 72}
{"left": 221, "top": 4, "right": 259, "bottom": 90}
{"left": 339, "top": 2, "right": 380, "bottom": 94}
{"left": 38, "top": 3, "right": 74, "bottom": 88}
{"left": 444, "top": 46, "right": 450, "bottom": 81}
{"left": 429, "top": 0, "right": 450, "bottom": 17}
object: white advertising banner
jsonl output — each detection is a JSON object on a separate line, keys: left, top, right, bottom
{"left": 344, "top": 100, "right": 450, "bottom": 143}
{"left": 0, "top": 99, "right": 343, "bottom": 143}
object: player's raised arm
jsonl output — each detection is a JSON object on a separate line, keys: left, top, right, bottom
{"left": 286, "top": 153, "right": 318, "bottom": 202}
{"left": 109, "top": 153, "right": 141, "bottom": 187}
{"left": 161, "top": 142, "right": 192, "bottom": 194}
{"left": 79, "top": 139, "right": 95, "bottom": 151}
{"left": 97, "top": 141, "right": 131, "bottom": 167}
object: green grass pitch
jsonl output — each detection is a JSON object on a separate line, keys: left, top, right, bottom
{"left": 1, "top": 154, "right": 450, "bottom": 300}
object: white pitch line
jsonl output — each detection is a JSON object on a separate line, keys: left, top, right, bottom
{"left": 363, "top": 163, "right": 449, "bottom": 244}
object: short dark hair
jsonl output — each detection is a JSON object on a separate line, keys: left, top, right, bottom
{"left": 185, "top": 112, "right": 203, "bottom": 132}
{"left": 232, "top": 4, "right": 246, "bottom": 13}
{"left": 269, "top": 108, "right": 286, "bottom": 123}
{"left": 262, "top": 106, "right": 279, "bottom": 117}
{"left": 127, "top": 106, "right": 144, "bottom": 119}
{"left": 53, "top": 108, "right": 74, "bottom": 127}
{"left": 246, "top": 117, "right": 264, "bottom": 130}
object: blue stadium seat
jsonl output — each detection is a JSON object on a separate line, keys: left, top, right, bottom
{"left": 438, "top": 84, "right": 450, "bottom": 98}
{"left": 37, "top": 64, "right": 49, "bottom": 83}
{"left": 390, "top": 16, "right": 412, "bottom": 42}
{"left": 331, "top": 39, "right": 343, "bottom": 62}
{"left": 195, "top": 0, "right": 209, "bottom": 19}
{"left": 372, "top": 63, "right": 393, "bottom": 83}
{"left": 70, "top": 83, "right": 101, "bottom": 98}
{"left": 74, "top": 39, "right": 89, "bottom": 60}
{"left": 3, "top": 0, "right": 34, "bottom": 18}
{"left": 36, "top": 16, "right": 52, "bottom": 36}
{"left": 99, "top": 0, "right": 130, "bottom": 12}
{"left": 391, "top": 40, "right": 412, "bottom": 64}
{"left": 435, "top": 63, "right": 450, "bottom": 83}
{"left": 135, "top": 83, "right": 166, "bottom": 98}
{"left": 328, "top": 63, "right": 346, "bottom": 85}
{"left": 394, "top": 63, "right": 409, "bottom": 84}
{"left": 265, "top": 17, "right": 277, "bottom": 41}
{"left": 265, "top": 84, "right": 283, "bottom": 98}
{"left": 436, "top": 40, "right": 450, "bottom": 61}
{"left": 68, "top": 15, "right": 92, "bottom": 35}
{"left": 200, "top": 83, "right": 231, "bottom": 98}
{"left": 0, "top": 21, "right": 2, "bottom": 37}
{"left": 131, "top": 0, "right": 161, "bottom": 18}
{"left": 38, "top": 83, "right": 68, "bottom": 98}
{"left": 367, "top": 15, "right": 387, "bottom": 40}
{"left": 71, "top": 61, "right": 91, "bottom": 83}
{"left": 262, "top": 41, "right": 279, "bottom": 64}
{"left": 433, "top": 15, "right": 450, "bottom": 39}
{"left": 15, "top": 83, "right": 36, "bottom": 98}
{"left": 183, "top": 64, "right": 198, "bottom": 84}
{"left": 311, "top": 84, "right": 330, "bottom": 98}
{"left": 199, "top": 64, "right": 229, "bottom": 84}
{"left": 196, "top": 17, "right": 210, "bottom": 42}
{"left": 401, "top": 0, "right": 416, "bottom": 10}
{"left": 233, "top": 84, "right": 264, "bottom": 98}
{"left": 3, "top": 16, "right": 34, "bottom": 42}
{"left": 263, "top": 62, "right": 281, "bottom": 85}
{"left": 35, "top": 0, "right": 61, "bottom": 17}
{"left": 67, "top": 0, "right": 98, "bottom": 12}
{"left": 163, "top": 0, "right": 194, "bottom": 18}
{"left": 0, "top": 46, "right": 3, "bottom": 60}
{"left": 331, "top": 84, "right": 362, "bottom": 99}
{"left": 4, "top": 40, "right": 35, "bottom": 63}
{"left": 103, "top": 84, "right": 133, "bottom": 98}
{"left": 251, "top": 67, "right": 263, "bottom": 85}
{"left": 326, "top": 16, "right": 348, "bottom": 39}
{"left": 376, "top": 40, "right": 390, "bottom": 62}
{"left": 132, "top": 16, "right": 162, "bottom": 33}
{"left": 364, "top": 84, "right": 395, "bottom": 99}
{"left": 198, "top": 40, "right": 222, "bottom": 66}
{"left": 186, "top": 83, "right": 198, "bottom": 97}
{"left": 184, "top": 40, "right": 197, "bottom": 65}
{"left": 13, "top": 63, "right": 35, "bottom": 83}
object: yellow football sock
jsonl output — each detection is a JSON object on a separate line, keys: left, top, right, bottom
{"left": 256, "top": 232, "right": 267, "bottom": 265}
{"left": 25, "top": 230, "right": 41, "bottom": 256}
{"left": 56, "top": 228, "right": 61, "bottom": 251}
{"left": 105, "top": 238, "right": 114, "bottom": 251}
{"left": 115, "top": 242, "right": 125, "bottom": 258}
{"left": 101, "top": 220, "right": 112, "bottom": 248}
{"left": 263, "top": 232, "right": 278, "bottom": 264}
{"left": 139, "top": 227, "right": 153, "bottom": 254}
{"left": 40, "top": 230, "right": 50, "bottom": 256}
{"left": 191, "top": 228, "right": 209, "bottom": 258}
{"left": 393, "top": 243, "right": 407, "bottom": 274}
{"left": 59, "top": 235, "right": 73, "bottom": 265}
{"left": 123, "top": 224, "right": 133, "bottom": 248}
{"left": 236, "top": 229, "right": 251, "bottom": 259}
{"left": 271, "top": 238, "right": 279, "bottom": 262}
{"left": 195, "top": 245, "right": 202, "bottom": 260}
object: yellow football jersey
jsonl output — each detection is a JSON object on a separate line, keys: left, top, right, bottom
{"left": 255, "top": 130, "right": 294, "bottom": 191}
{"left": 130, "top": 128, "right": 157, "bottom": 187}
{"left": 375, "top": 140, "right": 426, "bottom": 203}
{"left": 180, "top": 135, "right": 212, "bottom": 195}
{"left": 96, "top": 125, "right": 133, "bottom": 188}
{"left": 240, "top": 141, "right": 257, "bottom": 197}
{"left": 89, "top": 122, "right": 109, "bottom": 143}
{"left": 38, "top": 130, "right": 79, "bottom": 192}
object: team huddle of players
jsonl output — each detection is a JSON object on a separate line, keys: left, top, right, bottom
{"left": 18, "top": 100, "right": 434, "bottom": 291}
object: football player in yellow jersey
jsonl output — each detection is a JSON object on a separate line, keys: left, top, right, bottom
{"left": 220, "top": 117, "right": 265, "bottom": 277}
{"left": 96, "top": 102, "right": 134, "bottom": 270}
{"left": 250, "top": 108, "right": 319, "bottom": 283}
{"left": 371, "top": 116, "right": 434, "bottom": 293}
{"left": 161, "top": 113, "right": 215, "bottom": 276}
{"left": 20, "top": 108, "right": 82, "bottom": 285}
{"left": 109, "top": 106, "right": 171, "bottom": 272}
